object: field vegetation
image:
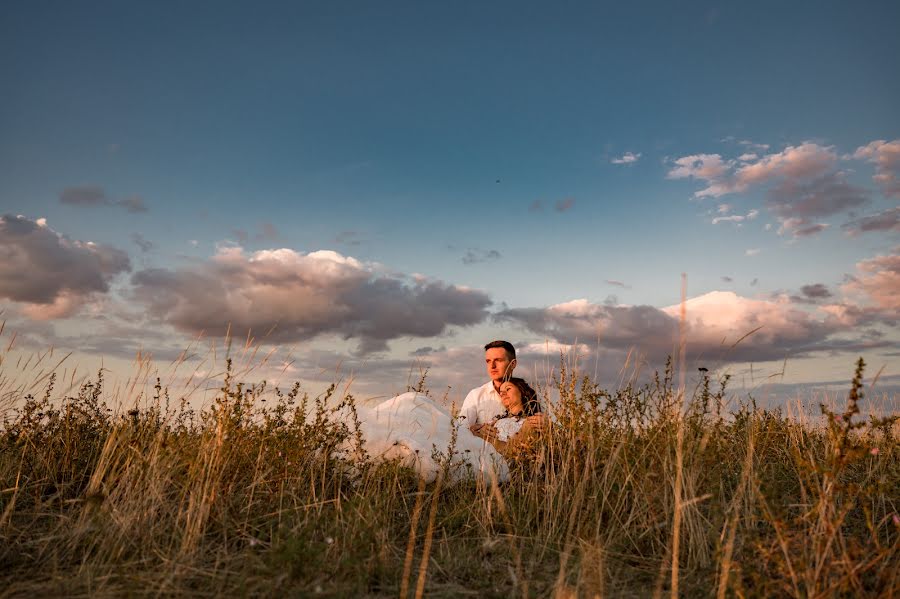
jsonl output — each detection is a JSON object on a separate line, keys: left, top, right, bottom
{"left": 0, "top": 354, "right": 898, "bottom": 597}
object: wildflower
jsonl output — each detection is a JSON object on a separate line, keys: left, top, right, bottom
{"left": 325, "top": 536, "right": 334, "bottom": 545}
{"left": 870, "top": 447, "right": 880, "bottom": 456}
{"left": 893, "top": 514, "right": 900, "bottom": 527}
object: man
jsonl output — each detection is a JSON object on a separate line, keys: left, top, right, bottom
{"left": 459, "top": 340, "right": 517, "bottom": 434}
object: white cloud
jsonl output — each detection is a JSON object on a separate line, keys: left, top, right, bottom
{"left": 712, "top": 209, "right": 759, "bottom": 225}
{"left": 745, "top": 248, "right": 761, "bottom": 256}
{"left": 611, "top": 152, "right": 641, "bottom": 165}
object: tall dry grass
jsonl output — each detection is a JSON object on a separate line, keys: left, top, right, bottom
{"left": 0, "top": 355, "right": 898, "bottom": 597}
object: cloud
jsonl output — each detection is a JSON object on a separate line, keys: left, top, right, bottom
{"left": 745, "top": 248, "right": 761, "bottom": 256}
{"left": 462, "top": 248, "right": 502, "bottom": 265}
{"left": 554, "top": 198, "right": 576, "bottom": 212}
{"left": 721, "top": 276, "right": 733, "bottom": 283}
{"left": 131, "top": 233, "right": 153, "bottom": 253}
{"left": 116, "top": 196, "right": 148, "bottom": 213}
{"left": 842, "top": 206, "right": 900, "bottom": 236}
{"left": 59, "top": 186, "right": 149, "bottom": 213}
{"left": 666, "top": 154, "right": 734, "bottom": 197}
{"left": 232, "top": 223, "right": 281, "bottom": 244}
{"left": 738, "top": 143, "right": 836, "bottom": 187}
{"left": 765, "top": 173, "right": 869, "bottom": 221}
{"left": 853, "top": 139, "right": 900, "bottom": 198}
{"left": 668, "top": 143, "right": 838, "bottom": 199}
{"left": 130, "top": 246, "right": 492, "bottom": 354}
{"left": 256, "top": 222, "right": 279, "bottom": 242}
{"left": 529, "top": 200, "right": 544, "bottom": 212}
{"left": 410, "top": 345, "right": 446, "bottom": 357}
{"left": 840, "top": 247, "right": 900, "bottom": 320}
{"left": 791, "top": 283, "right": 833, "bottom": 304}
{"left": 60, "top": 186, "right": 107, "bottom": 207}
{"left": 0, "top": 215, "right": 131, "bottom": 319}
{"left": 605, "top": 280, "right": 630, "bottom": 289}
{"left": 801, "top": 284, "right": 832, "bottom": 299}
{"left": 497, "top": 291, "right": 843, "bottom": 363}
{"left": 795, "top": 223, "right": 829, "bottom": 237}
{"left": 750, "top": 278, "right": 759, "bottom": 286}
{"left": 335, "top": 230, "right": 366, "bottom": 246}
{"left": 738, "top": 140, "right": 770, "bottom": 152}
{"left": 669, "top": 143, "right": 881, "bottom": 237}
{"left": 712, "top": 209, "right": 759, "bottom": 225}
{"left": 611, "top": 152, "right": 641, "bottom": 164}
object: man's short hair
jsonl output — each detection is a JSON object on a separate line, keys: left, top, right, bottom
{"left": 484, "top": 340, "right": 516, "bottom": 360}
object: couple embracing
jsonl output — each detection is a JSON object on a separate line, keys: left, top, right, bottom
{"left": 346, "top": 340, "right": 550, "bottom": 482}
{"left": 461, "top": 340, "right": 549, "bottom": 460}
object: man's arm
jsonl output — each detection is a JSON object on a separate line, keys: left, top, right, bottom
{"left": 458, "top": 387, "right": 482, "bottom": 431}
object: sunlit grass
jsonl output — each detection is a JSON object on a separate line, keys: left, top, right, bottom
{"left": 0, "top": 347, "right": 898, "bottom": 597}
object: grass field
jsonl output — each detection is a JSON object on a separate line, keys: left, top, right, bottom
{"left": 1, "top": 355, "right": 898, "bottom": 598}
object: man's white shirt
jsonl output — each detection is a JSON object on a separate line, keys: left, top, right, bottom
{"left": 459, "top": 381, "right": 505, "bottom": 426}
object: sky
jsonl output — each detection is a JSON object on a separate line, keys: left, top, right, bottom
{"left": 1, "top": 1, "right": 899, "bottom": 409}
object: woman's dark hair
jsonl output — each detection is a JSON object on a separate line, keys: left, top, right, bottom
{"left": 505, "top": 377, "right": 541, "bottom": 416}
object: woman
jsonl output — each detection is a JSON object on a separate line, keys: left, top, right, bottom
{"left": 471, "top": 377, "right": 549, "bottom": 460}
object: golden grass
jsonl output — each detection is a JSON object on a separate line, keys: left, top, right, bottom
{"left": 0, "top": 352, "right": 898, "bottom": 597}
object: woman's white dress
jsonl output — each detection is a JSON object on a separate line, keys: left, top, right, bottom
{"left": 341, "top": 392, "right": 509, "bottom": 484}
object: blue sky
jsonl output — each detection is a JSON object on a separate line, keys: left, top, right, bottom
{"left": 2, "top": 1, "right": 899, "bottom": 404}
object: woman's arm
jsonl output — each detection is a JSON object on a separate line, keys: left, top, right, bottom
{"left": 489, "top": 416, "right": 548, "bottom": 459}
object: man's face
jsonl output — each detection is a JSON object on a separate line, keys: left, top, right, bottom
{"left": 485, "top": 347, "right": 515, "bottom": 384}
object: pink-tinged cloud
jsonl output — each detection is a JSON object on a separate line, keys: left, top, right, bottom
{"left": 497, "top": 291, "right": 843, "bottom": 363}
{"left": 667, "top": 143, "right": 838, "bottom": 200}
{"left": 661, "top": 291, "right": 835, "bottom": 359}
{"left": 670, "top": 143, "right": 873, "bottom": 236}
{"left": 666, "top": 153, "right": 739, "bottom": 197}
{"left": 735, "top": 142, "right": 836, "bottom": 187}
{"left": 130, "top": 246, "right": 492, "bottom": 354}
{"left": 0, "top": 214, "right": 131, "bottom": 319}
{"left": 853, "top": 139, "right": 900, "bottom": 198}
{"left": 841, "top": 247, "right": 900, "bottom": 318}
